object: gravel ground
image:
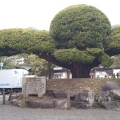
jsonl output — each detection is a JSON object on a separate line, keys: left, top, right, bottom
{"left": 0, "top": 94, "right": 120, "bottom": 120}
{"left": 0, "top": 104, "right": 120, "bottom": 120}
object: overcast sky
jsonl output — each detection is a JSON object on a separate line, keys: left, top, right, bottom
{"left": 0, "top": 0, "right": 119, "bottom": 30}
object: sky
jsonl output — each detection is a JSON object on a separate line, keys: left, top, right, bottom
{"left": 0, "top": 0, "right": 120, "bottom": 30}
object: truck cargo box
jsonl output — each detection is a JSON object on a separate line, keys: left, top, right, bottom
{"left": 0, "top": 69, "right": 28, "bottom": 89}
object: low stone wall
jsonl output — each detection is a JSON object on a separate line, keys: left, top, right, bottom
{"left": 10, "top": 88, "right": 120, "bottom": 110}
{"left": 10, "top": 78, "right": 120, "bottom": 110}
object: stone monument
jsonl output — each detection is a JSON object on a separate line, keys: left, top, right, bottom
{"left": 22, "top": 76, "right": 46, "bottom": 98}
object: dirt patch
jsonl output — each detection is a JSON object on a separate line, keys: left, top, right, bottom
{"left": 46, "top": 78, "right": 120, "bottom": 93}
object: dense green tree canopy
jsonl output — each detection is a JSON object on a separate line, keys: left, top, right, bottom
{"left": 105, "top": 26, "right": 120, "bottom": 56}
{"left": 0, "top": 28, "right": 55, "bottom": 56}
{"left": 49, "top": 4, "right": 113, "bottom": 77}
{"left": 50, "top": 4, "right": 111, "bottom": 50}
{"left": 0, "top": 4, "right": 120, "bottom": 78}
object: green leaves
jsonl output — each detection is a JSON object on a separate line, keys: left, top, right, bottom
{"left": 0, "top": 29, "right": 56, "bottom": 56}
{"left": 50, "top": 4, "right": 111, "bottom": 50}
{"left": 99, "top": 53, "right": 113, "bottom": 67}
{"left": 105, "top": 26, "right": 120, "bottom": 55}
{"left": 0, "top": 56, "right": 18, "bottom": 69}
{"left": 0, "top": 4, "right": 117, "bottom": 72}
{"left": 54, "top": 48, "right": 95, "bottom": 63}
{"left": 86, "top": 48, "right": 103, "bottom": 56}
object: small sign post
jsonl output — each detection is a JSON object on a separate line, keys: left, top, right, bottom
{"left": 2, "top": 89, "right": 5, "bottom": 105}
{"left": 0, "top": 62, "right": 3, "bottom": 70}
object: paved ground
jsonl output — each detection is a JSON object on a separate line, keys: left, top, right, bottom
{"left": 1, "top": 105, "right": 120, "bottom": 120}
{"left": 0, "top": 94, "right": 120, "bottom": 120}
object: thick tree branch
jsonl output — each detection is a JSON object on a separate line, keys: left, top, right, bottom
{"left": 38, "top": 53, "right": 71, "bottom": 69}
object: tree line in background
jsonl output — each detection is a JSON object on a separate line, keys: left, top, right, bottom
{"left": 0, "top": 4, "right": 120, "bottom": 78}
{"left": 0, "top": 54, "right": 55, "bottom": 78}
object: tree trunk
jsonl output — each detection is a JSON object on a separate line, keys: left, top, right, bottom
{"left": 69, "top": 63, "right": 96, "bottom": 78}
{"left": 71, "top": 68, "right": 90, "bottom": 78}
{"left": 38, "top": 54, "right": 100, "bottom": 78}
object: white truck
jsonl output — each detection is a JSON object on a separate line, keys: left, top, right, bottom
{"left": 0, "top": 69, "right": 29, "bottom": 93}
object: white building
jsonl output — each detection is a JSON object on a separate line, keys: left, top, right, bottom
{"left": 53, "top": 67, "right": 72, "bottom": 79}
{"left": 14, "top": 57, "right": 24, "bottom": 65}
{"left": 90, "top": 67, "right": 113, "bottom": 78}
{"left": 113, "top": 69, "right": 120, "bottom": 78}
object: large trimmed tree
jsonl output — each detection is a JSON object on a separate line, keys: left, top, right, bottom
{"left": 49, "top": 4, "right": 113, "bottom": 78}
{"left": 0, "top": 4, "right": 120, "bottom": 78}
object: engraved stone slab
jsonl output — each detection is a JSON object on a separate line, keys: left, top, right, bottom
{"left": 22, "top": 76, "right": 46, "bottom": 98}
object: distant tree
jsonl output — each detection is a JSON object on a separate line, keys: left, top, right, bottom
{"left": 27, "top": 54, "right": 48, "bottom": 76}
{"left": 111, "top": 54, "right": 120, "bottom": 69}
{"left": 0, "top": 56, "right": 17, "bottom": 69}
{"left": 15, "top": 53, "right": 54, "bottom": 77}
